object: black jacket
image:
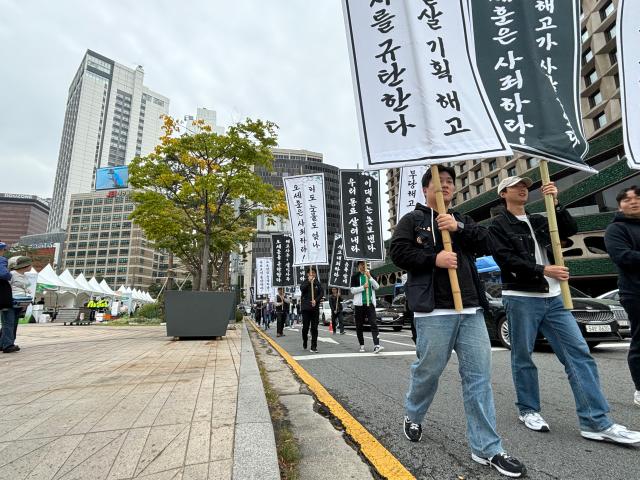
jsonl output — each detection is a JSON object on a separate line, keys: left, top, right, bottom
{"left": 300, "top": 279, "right": 324, "bottom": 311}
{"left": 329, "top": 295, "right": 343, "bottom": 314}
{"left": 389, "top": 204, "right": 490, "bottom": 313}
{"left": 604, "top": 212, "right": 640, "bottom": 298}
{"left": 489, "top": 204, "right": 577, "bottom": 293}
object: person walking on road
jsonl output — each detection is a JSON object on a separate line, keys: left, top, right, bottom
{"left": 350, "top": 261, "right": 383, "bottom": 353}
{"left": 390, "top": 166, "right": 526, "bottom": 478}
{"left": 604, "top": 185, "right": 640, "bottom": 407}
{"left": 329, "top": 287, "right": 345, "bottom": 335}
{"left": 300, "top": 267, "right": 323, "bottom": 353}
{"left": 275, "top": 287, "right": 289, "bottom": 337}
{"left": 490, "top": 176, "right": 640, "bottom": 445}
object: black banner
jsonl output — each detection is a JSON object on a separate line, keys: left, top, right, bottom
{"left": 339, "top": 170, "right": 385, "bottom": 261}
{"left": 328, "top": 234, "right": 353, "bottom": 289}
{"left": 294, "top": 266, "right": 307, "bottom": 286}
{"left": 470, "top": 0, "right": 592, "bottom": 171}
{"left": 271, "top": 235, "right": 294, "bottom": 287}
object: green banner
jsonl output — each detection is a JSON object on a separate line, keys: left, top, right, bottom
{"left": 469, "top": 0, "right": 592, "bottom": 171}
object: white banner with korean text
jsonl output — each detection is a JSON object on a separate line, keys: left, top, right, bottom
{"left": 342, "top": 0, "right": 512, "bottom": 169}
{"left": 255, "top": 257, "right": 273, "bottom": 296}
{"left": 283, "top": 174, "right": 329, "bottom": 266}
{"left": 397, "top": 166, "right": 427, "bottom": 221}
{"left": 618, "top": 0, "right": 640, "bottom": 170}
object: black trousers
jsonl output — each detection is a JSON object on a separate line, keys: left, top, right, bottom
{"left": 331, "top": 311, "right": 344, "bottom": 333}
{"left": 620, "top": 297, "right": 640, "bottom": 390}
{"left": 276, "top": 311, "right": 285, "bottom": 335}
{"left": 302, "top": 309, "right": 319, "bottom": 349}
{"left": 354, "top": 304, "right": 379, "bottom": 346}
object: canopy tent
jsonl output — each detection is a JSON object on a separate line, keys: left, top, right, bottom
{"left": 88, "top": 277, "right": 109, "bottom": 296}
{"left": 37, "top": 264, "right": 67, "bottom": 290}
{"left": 99, "top": 279, "right": 116, "bottom": 297}
{"left": 75, "top": 273, "right": 94, "bottom": 293}
{"left": 59, "top": 269, "right": 87, "bottom": 293}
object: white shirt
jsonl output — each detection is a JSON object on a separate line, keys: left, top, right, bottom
{"left": 502, "top": 215, "right": 561, "bottom": 298}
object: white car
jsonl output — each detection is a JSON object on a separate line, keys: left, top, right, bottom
{"left": 320, "top": 300, "right": 332, "bottom": 326}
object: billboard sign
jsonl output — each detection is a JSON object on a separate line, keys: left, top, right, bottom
{"left": 96, "top": 166, "right": 129, "bottom": 190}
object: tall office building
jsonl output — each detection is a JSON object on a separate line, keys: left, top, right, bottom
{"left": 0, "top": 193, "right": 49, "bottom": 245}
{"left": 47, "top": 50, "right": 169, "bottom": 232}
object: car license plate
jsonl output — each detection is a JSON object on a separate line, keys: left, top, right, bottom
{"left": 586, "top": 325, "right": 611, "bottom": 333}
{"left": 617, "top": 320, "right": 630, "bottom": 327}
{"left": 381, "top": 317, "right": 394, "bottom": 322}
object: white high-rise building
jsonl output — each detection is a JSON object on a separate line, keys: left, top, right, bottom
{"left": 183, "top": 107, "right": 225, "bottom": 135}
{"left": 47, "top": 50, "right": 169, "bottom": 231}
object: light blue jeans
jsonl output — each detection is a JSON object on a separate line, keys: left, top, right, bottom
{"left": 405, "top": 311, "right": 503, "bottom": 458}
{"left": 503, "top": 295, "right": 612, "bottom": 432}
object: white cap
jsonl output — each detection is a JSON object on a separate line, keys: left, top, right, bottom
{"left": 497, "top": 176, "right": 533, "bottom": 195}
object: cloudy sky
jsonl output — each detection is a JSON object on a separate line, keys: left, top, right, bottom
{"left": 0, "top": 1, "right": 393, "bottom": 230}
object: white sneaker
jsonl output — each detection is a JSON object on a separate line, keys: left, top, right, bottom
{"left": 581, "top": 424, "right": 640, "bottom": 445}
{"left": 518, "top": 412, "right": 550, "bottom": 432}
{"left": 634, "top": 390, "right": 640, "bottom": 407}
{"left": 359, "top": 345, "right": 365, "bottom": 352}
{"left": 373, "top": 345, "right": 384, "bottom": 354}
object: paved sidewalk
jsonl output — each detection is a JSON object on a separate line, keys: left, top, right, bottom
{"left": 0, "top": 323, "right": 246, "bottom": 479}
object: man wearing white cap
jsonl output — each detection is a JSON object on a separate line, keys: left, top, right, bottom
{"left": 489, "top": 176, "right": 640, "bottom": 445}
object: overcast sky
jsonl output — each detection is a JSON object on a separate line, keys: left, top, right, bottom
{"left": 0, "top": 0, "right": 392, "bottom": 233}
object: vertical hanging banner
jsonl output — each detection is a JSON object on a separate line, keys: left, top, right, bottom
{"left": 283, "top": 174, "right": 329, "bottom": 266}
{"left": 342, "top": 0, "right": 512, "bottom": 169}
{"left": 469, "top": 0, "right": 594, "bottom": 172}
{"left": 271, "top": 234, "right": 295, "bottom": 287}
{"left": 294, "top": 266, "right": 307, "bottom": 286}
{"left": 618, "top": 0, "right": 640, "bottom": 170}
{"left": 328, "top": 234, "right": 354, "bottom": 289}
{"left": 397, "top": 166, "right": 427, "bottom": 221}
{"left": 255, "top": 257, "right": 273, "bottom": 296}
{"left": 340, "top": 170, "right": 385, "bottom": 261}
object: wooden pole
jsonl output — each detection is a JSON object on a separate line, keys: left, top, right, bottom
{"left": 365, "top": 261, "right": 370, "bottom": 307}
{"left": 430, "top": 165, "right": 463, "bottom": 311}
{"left": 539, "top": 160, "right": 573, "bottom": 309}
{"left": 310, "top": 267, "right": 315, "bottom": 304}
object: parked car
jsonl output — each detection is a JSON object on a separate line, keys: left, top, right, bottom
{"left": 483, "top": 284, "right": 625, "bottom": 350}
{"left": 320, "top": 300, "right": 331, "bottom": 326}
{"left": 597, "top": 289, "right": 619, "bottom": 301}
{"left": 342, "top": 297, "right": 405, "bottom": 331}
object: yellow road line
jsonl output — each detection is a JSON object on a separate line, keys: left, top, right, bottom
{"left": 249, "top": 321, "right": 415, "bottom": 480}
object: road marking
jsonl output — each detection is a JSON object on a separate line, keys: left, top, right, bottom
{"left": 317, "top": 337, "right": 339, "bottom": 344}
{"left": 293, "top": 350, "right": 417, "bottom": 361}
{"left": 319, "top": 330, "right": 415, "bottom": 347}
{"left": 249, "top": 321, "right": 415, "bottom": 480}
{"left": 592, "top": 342, "right": 630, "bottom": 350}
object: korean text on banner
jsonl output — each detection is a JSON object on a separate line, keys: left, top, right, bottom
{"left": 618, "top": 0, "right": 640, "bottom": 170}
{"left": 255, "top": 257, "right": 273, "bottom": 296}
{"left": 271, "top": 234, "right": 295, "bottom": 287}
{"left": 342, "top": 0, "right": 512, "bottom": 169}
{"left": 470, "top": 0, "right": 594, "bottom": 172}
{"left": 328, "top": 234, "right": 354, "bottom": 289}
{"left": 283, "top": 174, "right": 329, "bottom": 266}
{"left": 398, "top": 166, "right": 427, "bottom": 221}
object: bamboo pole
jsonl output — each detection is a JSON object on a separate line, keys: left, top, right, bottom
{"left": 430, "top": 165, "right": 463, "bottom": 311}
{"left": 365, "top": 261, "right": 370, "bottom": 307}
{"left": 539, "top": 160, "right": 573, "bottom": 310}
{"left": 310, "top": 267, "right": 315, "bottom": 304}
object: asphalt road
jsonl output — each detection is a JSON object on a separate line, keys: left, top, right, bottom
{"left": 259, "top": 320, "right": 639, "bottom": 480}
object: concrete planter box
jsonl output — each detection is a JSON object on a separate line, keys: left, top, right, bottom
{"left": 164, "top": 291, "right": 235, "bottom": 338}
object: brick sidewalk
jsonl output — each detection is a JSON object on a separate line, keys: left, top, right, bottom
{"left": 0, "top": 324, "right": 240, "bottom": 479}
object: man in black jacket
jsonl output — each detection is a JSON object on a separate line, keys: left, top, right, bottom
{"left": 300, "top": 267, "right": 324, "bottom": 353}
{"left": 329, "top": 287, "right": 344, "bottom": 335}
{"left": 490, "top": 176, "right": 640, "bottom": 445}
{"left": 604, "top": 185, "right": 640, "bottom": 407}
{"left": 390, "top": 166, "right": 525, "bottom": 478}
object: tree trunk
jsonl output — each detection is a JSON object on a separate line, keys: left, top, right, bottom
{"left": 199, "top": 209, "right": 211, "bottom": 291}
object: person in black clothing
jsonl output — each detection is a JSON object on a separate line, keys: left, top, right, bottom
{"left": 275, "top": 287, "right": 289, "bottom": 337}
{"left": 604, "top": 185, "right": 640, "bottom": 407}
{"left": 329, "top": 287, "right": 344, "bottom": 335}
{"left": 389, "top": 166, "right": 525, "bottom": 478}
{"left": 300, "top": 267, "right": 323, "bottom": 353}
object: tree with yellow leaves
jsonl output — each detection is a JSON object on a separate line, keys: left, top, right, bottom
{"left": 129, "top": 116, "right": 287, "bottom": 291}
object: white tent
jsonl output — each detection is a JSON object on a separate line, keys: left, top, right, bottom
{"left": 59, "top": 269, "right": 87, "bottom": 293}
{"left": 99, "top": 279, "right": 116, "bottom": 297}
{"left": 37, "top": 264, "right": 67, "bottom": 289}
{"left": 75, "top": 273, "right": 94, "bottom": 293}
{"left": 88, "top": 277, "right": 109, "bottom": 296}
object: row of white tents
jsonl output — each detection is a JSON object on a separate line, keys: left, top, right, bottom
{"left": 32, "top": 264, "right": 155, "bottom": 305}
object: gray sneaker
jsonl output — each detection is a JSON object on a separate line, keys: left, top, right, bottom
{"left": 359, "top": 345, "right": 365, "bottom": 352}
{"left": 581, "top": 424, "right": 640, "bottom": 445}
{"left": 634, "top": 390, "right": 640, "bottom": 407}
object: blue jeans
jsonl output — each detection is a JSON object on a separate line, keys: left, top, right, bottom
{"left": 0, "top": 308, "right": 17, "bottom": 349}
{"left": 503, "top": 295, "right": 612, "bottom": 432}
{"left": 406, "top": 311, "right": 503, "bottom": 458}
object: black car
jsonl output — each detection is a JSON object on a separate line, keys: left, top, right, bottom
{"left": 342, "top": 298, "right": 405, "bottom": 331}
{"left": 483, "top": 284, "right": 624, "bottom": 350}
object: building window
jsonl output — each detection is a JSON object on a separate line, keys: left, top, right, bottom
{"left": 461, "top": 176, "right": 469, "bottom": 187}
{"left": 594, "top": 112, "right": 607, "bottom": 130}
{"left": 582, "top": 48, "right": 593, "bottom": 64}
{"left": 490, "top": 175, "right": 499, "bottom": 187}
{"left": 463, "top": 191, "right": 470, "bottom": 201}
{"left": 605, "top": 23, "right": 617, "bottom": 42}
{"left": 614, "top": 74, "right": 620, "bottom": 89}
{"left": 581, "top": 28, "right": 589, "bottom": 43}
{"left": 609, "top": 49, "right": 617, "bottom": 67}
{"left": 476, "top": 184, "right": 485, "bottom": 195}
{"left": 585, "top": 69, "right": 598, "bottom": 86}
{"left": 507, "top": 166, "right": 517, "bottom": 177}
{"left": 488, "top": 159, "right": 497, "bottom": 171}
{"left": 589, "top": 90, "right": 603, "bottom": 108}
{"left": 526, "top": 157, "right": 540, "bottom": 169}
{"left": 474, "top": 169, "right": 482, "bottom": 180}
{"left": 600, "top": 1, "right": 614, "bottom": 21}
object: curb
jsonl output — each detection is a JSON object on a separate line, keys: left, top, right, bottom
{"left": 249, "top": 321, "right": 415, "bottom": 480}
{"left": 232, "top": 321, "right": 280, "bottom": 480}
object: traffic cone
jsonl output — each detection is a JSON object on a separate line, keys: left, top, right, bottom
{"left": 329, "top": 320, "right": 333, "bottom": 333}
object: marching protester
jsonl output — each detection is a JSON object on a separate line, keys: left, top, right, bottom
{"left": 275, "top": 287, "right": 289, "bottom": 337}
{"left": 0, "top": 242, "right": 19, "bottom": 353}
{"left": 490, "top": 176, "right": 640, "bottom": 445}
{"left": 390, "top": 166, "right": 526, "bottom": 478}
{"left": 604, "top": 185, "right": 640, "bottom": 407}
{"left": 300, "top": 267, "right": 323, "bottom": 353}
{"left": 350, "top": 261, "right": 383, "bottom": 353}
{"left": 329, "top": 287, "right": 345, "bottom": 335}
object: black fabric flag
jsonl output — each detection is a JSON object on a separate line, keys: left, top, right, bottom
{"left": 271, "top": 235, "right": 294, "bottom": 287}
{"left": 328, "top": 234, "right": 353, "bottom": 289}
{"left": 339, "top": 170, "right": 385, "bottom": 261}
{"left": 469, "top": 0, "right": 594, "bottom": 172}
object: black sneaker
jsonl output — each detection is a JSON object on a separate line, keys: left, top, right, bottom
{"left": 2, "top": 345, "right": 20, "bottom": 354}
{"left": 403, "top": 416, "right": 422, "bottom": 442}
{"left": 471, "top": 452, "right": 526, "bottom": 478}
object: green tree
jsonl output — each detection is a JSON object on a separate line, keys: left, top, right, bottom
{"left": 129, "top": 116, "right": 287, "bottom": 291}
